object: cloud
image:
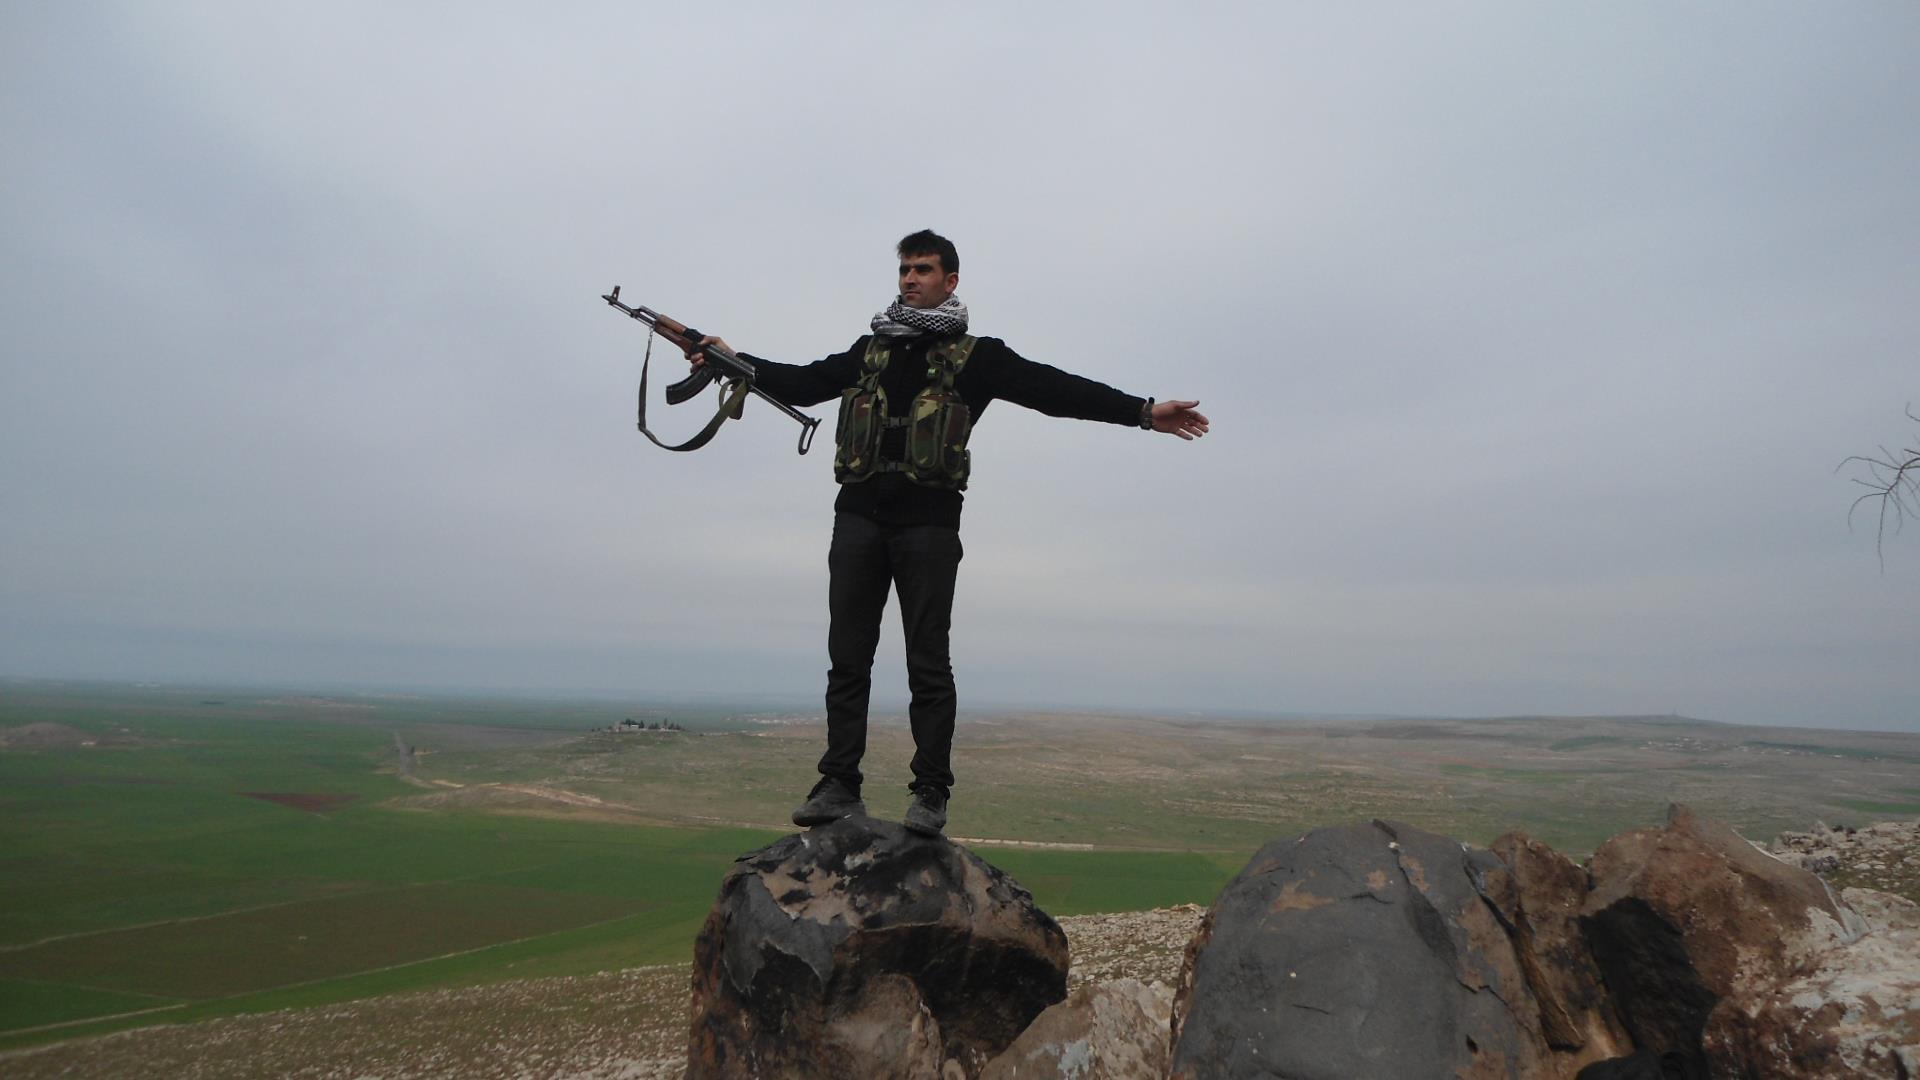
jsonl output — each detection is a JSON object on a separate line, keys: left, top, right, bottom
{"left": 2, "top": 4, "right": 1916, "bottom": 730}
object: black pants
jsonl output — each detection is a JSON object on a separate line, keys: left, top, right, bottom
{"left": 820, "top": 512, "right": 963, "bottom": 793}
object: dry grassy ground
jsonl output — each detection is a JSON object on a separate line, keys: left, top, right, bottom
{"left": 6, "top": 817, "right": 1914, "bottom": 1079}
{"left": 0, "top": 908, "right": 1207, "bottom": 1080}
{"left": 402, "top": 712, "right": 1920, "bottom": 856}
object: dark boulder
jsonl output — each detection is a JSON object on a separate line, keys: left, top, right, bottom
{"left": 1169, "top": 819, "right": 1582, "bottom": 1079}
{"left": 687, "top": 815, "right": 1069, "bottom": 1080}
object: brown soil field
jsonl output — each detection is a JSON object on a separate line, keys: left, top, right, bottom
{"left": 0, "top": 722, "right": 165, "bottom": 751}
{"left": 0, "top": 884, "right": 643, "bottom": 1000}
{"left": 238, "top": 792, "right": 358, "bottom": 814}
{"left": 0, "top": 723, "right": 100, "bottom": 749}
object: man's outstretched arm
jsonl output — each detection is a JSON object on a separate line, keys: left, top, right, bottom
{"left": 983, "top": 340, "right": 1212, "bottom": 440}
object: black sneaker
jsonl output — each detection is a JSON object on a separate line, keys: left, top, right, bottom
{"left": 792, "top": 776, "right": 864, "bottom": 827}
{"left": 903, "top": 784, "right": 949, "bottom": 836}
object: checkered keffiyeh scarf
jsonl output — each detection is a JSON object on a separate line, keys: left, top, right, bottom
{"left": 870, "top": 295, "right": 969, "bottom": 338}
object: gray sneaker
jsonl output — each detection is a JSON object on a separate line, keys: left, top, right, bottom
{"left": 903, "top": 785, "right": 948, "bottom": 836}
{"left": 792, "top": 776, "right": 864, "bottom": 827}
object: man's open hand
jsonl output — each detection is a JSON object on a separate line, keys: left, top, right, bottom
{"left": 1152, "top": 399, "right": 1210, "bottom": 440}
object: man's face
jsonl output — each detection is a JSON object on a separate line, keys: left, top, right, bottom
{"left": 898, "top": 254, "right": 959, "bottom": 309}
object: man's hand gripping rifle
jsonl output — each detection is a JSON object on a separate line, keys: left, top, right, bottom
{"left": 603, "top": 285, "right": 821, "bottom": 455}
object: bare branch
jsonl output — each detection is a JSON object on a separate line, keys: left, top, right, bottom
{"left": 1840, "top": 405, "right": 1920, "bottom": 569}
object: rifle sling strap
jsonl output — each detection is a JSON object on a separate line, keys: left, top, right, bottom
{"left": 636, "top": 329, "right": 750, "bottom": 452}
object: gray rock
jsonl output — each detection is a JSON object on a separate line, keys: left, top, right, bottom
{"left": 1168, "top": 819, "right": 1566, "bottom": 1079}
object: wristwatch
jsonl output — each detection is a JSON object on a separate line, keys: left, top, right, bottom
{"left": 1139, "top": 397, "right": 1155, "bottom": 430}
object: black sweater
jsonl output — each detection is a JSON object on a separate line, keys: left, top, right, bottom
{"left": 745, "top": 334, "right": 1146, "bottom": 528}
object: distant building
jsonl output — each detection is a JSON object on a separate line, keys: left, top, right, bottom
{"left": 609, "top": 717, "right": 681, "bottom": 733}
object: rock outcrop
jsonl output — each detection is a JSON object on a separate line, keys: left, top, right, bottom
{"left": 1480, "top": 833, "right": 1633, "bottom": 1058}
{"left": 979, "top": 978, "right": 1173, "bottom": 1080}
{"left": 1701, "top": 886, "right": 1919, "bottom": 1078}
{"left": 1167, "top": 819, "right": 1622, "bottom": 1079}
{"left": 1581, "top": 804, "right": 1871, "bottom": 1076}
{"left": 1167, "top": 806, "right": 1917, "bottom": 1080}
{"left": 687, "top": 815, "right": 1069, "bottom": 1080}
{"left": 1773, "top": 818, "right": 1920, "bottom": 897}
{"left": 689, "top": 807, "right": 1916, "bottom": 1080}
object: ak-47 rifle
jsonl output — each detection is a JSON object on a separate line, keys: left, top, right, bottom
{"left": 602, "top": 285, "right": 821, "bottom": 455}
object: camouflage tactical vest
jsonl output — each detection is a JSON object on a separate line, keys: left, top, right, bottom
{"left": 833, "top": 334, "right": 977, "bottom": 490}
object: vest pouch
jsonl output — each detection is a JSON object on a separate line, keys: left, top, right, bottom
{"left": 906, "top": 391, "right": 972, "bottom": 487}
{"left": 834, "top": 386, "right": 886, "bottom": 480}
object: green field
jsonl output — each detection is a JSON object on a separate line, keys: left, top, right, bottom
{"left": 0, "top": 684, "right": 1241, "bottom": 1048}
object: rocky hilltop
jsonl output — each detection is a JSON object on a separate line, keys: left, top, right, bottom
{"left": 1772, "top": 818, "right": 1920, "bottom": 899}
{"left": 691, "top": 808, "right": 1916, "bottom": 1079}
{"left": 1167, "top": 809, "right": 1915, "bottom": 1078}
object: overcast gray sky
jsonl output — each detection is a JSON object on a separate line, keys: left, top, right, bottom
{"left": 2, "top": 3, "right": 1916, "bottom": 730}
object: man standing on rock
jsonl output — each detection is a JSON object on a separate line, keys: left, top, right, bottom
{"left": 687, "top": 230, "right": 1208, "bottom": 836}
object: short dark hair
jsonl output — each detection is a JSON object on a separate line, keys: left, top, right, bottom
{"left": 897, "top": 229, "right": 959, "bottom": 276}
